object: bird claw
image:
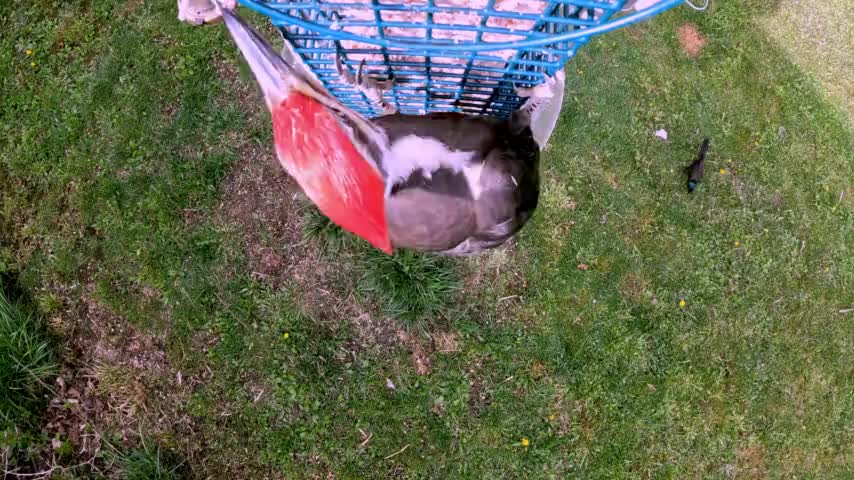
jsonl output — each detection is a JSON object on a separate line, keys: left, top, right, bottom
{"left": 335, "top": 52, "right": 397, "bottom": 115}
{"left": 514, "top": 71, "right": 561, "bottom": 100}
{"left": 177, "top": 0, "right": 237, "bottom": 26}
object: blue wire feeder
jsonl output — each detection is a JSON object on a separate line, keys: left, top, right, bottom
{"left": 236, "top": 0, "right": 685, "bottom": 118}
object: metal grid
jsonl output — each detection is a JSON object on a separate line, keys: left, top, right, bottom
{"left": 237, "top": 0, "right": 683, "bottom": 118}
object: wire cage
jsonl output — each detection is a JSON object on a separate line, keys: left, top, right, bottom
{"left": 236, "top": 0, "right": 684, "bottom": 118}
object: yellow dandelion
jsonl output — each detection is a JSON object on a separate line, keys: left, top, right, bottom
{"left": 548, "top": 414, "right": 556, "bottom": 421}
{"left": 521, "top": 437, "right": 530, "bottom": 447}
{"left": 30, "top": 61, "right": 36, "bottom": 68}
{"left": 679, "top": 299, "right": 686, "bottom": 308}
{"left": 26, "top": 49, "right": 33, "bottom": 55}
{"left": 282, "top": 332, "right": 289, "bottom": 340}
{"left": 824, "top": 266, "right": 830, "bottom": 273}
{"left": 735, "top": 241, "right": 741, "bottom": 247}
{"left": 719, "top": 168, "right": 726, "bottom": 175}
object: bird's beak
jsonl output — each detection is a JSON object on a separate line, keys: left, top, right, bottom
{"left": 214, "top": 1, "right": 392, "bottom": 254}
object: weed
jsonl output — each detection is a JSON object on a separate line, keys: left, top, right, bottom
{"left": 0, "top": 280, "right": 58, "bottom": 427}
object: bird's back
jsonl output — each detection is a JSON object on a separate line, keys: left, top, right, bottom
{"left": 374, "top": 113, "right": 540, "bottom": 255}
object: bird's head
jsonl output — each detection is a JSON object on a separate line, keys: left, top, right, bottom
{"left": 216, "top": 2, "right": 392, "bottom": 253}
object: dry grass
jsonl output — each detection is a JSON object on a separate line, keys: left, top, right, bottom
{"left": 760, "top": 0, "right": 854, "bottom": 121}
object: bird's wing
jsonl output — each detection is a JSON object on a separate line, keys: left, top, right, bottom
{"left": 386, "top": 186, "right": 477, "bottom": 252}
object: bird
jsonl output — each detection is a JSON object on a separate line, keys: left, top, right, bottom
{"left": 685, "top": 138, "right": 710, "bottom": 193}
{"left": 197, "top": 1, "right": 564, "bottom": 255}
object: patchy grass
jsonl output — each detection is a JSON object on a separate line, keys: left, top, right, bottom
{"left": 0, "top": 0, "right": 852, "bottom": 477}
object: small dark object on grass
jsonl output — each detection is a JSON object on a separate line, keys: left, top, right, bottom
{"left": 685, "top": 138, "right": 710, "bottom": 193}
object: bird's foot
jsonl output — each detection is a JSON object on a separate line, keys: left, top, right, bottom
{"left": 335, "top": 52, "right": 397, "bottom": 115}
{"left": 514, "top": 70, "right": 563, "bottom": 101}
{"left": 177, "top": 0, "right": 236, "bottom": 26}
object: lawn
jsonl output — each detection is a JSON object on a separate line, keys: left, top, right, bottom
{"left": 1, "top": 0, "right": 852, "bottom": 478}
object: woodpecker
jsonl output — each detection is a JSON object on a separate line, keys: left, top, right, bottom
{"left": 189, "top": 1, "right": 564, "bottom": 255}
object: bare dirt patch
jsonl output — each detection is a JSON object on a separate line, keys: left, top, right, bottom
{"left": 459, "top": 242, "right": 530, "bottom": 325}
{"left": 214, "top": 55, "right": 385, "bottom": 332}
{"left": 214, "top": 55, "right": 267, "bottom": 124}
{"left": 432, "top": 331, "right": 460, "bottom": 354}
{"left": 396, "top": 331, "right": 433, "bottom": 375}
{"left": 676, "top": 23, "right": 707, "bottom": 57}
{"left": 619, "top": 273, "right": 649, "bottom": 302}
{"left": 735, "top": 442, "right": 769, "bottom": 479}
{"left": 216, "top": 141, "right": 304, "bottom": 281}
{"left": 466, "top": 356, "right": 492, "bottom": 416}
{"left": 214, "top": 148, "right": 410, "bottom": 358}
{"left": 28, "top": 280, "right": 202, "bottom": 476}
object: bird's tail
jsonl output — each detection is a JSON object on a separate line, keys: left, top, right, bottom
{"left": 697, "top": 138, "right": 711, "bottom": 161}
{"left": 214, "top": 1, "right": 388, "bottom": 163}
{"left": 213, "top": 1, "right": 392, "bottom": 253}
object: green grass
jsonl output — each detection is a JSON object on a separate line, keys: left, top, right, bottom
{"left": 121, "top": 442, "right": 188, "bottom": 480}
{"left": 0, "top": 0, "right": 852, "bottom": 477}
{"left": 301, "top": 204, "right": 353, "bottom": 254}
{"left": 357, "top": 249, "right": 461, "bottom": 328}
{"left": 0, "top": 278, "right": 57, "bottom": 427}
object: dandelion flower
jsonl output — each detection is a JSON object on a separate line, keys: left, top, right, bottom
{"left": 282, "top": 332, "right": 289, "bottom": 340}
{"left": 719, "top": 168, "right": 726, "bottom": 175}
{"left": 26, "top": 49, "right": 33, "bottom": 55}
{"left": 734, "top": 241, "right": 740, "bottom": 247}
{"left": 521, "top": 437, "right": 530, "bottom": 447}
{"left": 30, "top": 62, "right": 36, "bottom": 68}
{"left": 679, "top": 299, "right": 686, "bottom": 308}
{"left": 548, "top": 415, "right": 556, "bottom": 421}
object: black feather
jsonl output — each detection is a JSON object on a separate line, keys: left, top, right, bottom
{"left": 685, "top": 138, "right": 710, "bottom": 193}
